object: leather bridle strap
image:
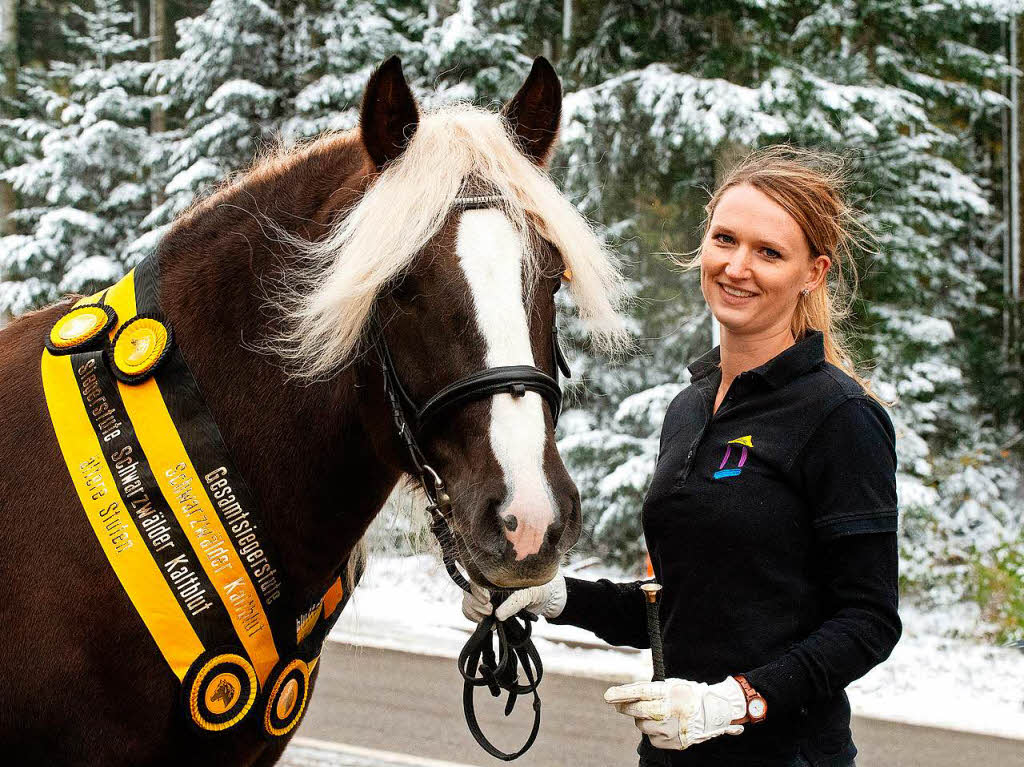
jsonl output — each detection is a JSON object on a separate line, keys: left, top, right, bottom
{"left": 417, "top": 365, "right": 562, "bottom": 432}
{"left": 375, "top": 333, "right": 433, "bottom": 482}
{"left": 375, "top": 331, "right": 547, "bottom": 760}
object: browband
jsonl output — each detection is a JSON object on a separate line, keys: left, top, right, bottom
{"left": 452, "top": 194, "right": 506, "bottom": 210}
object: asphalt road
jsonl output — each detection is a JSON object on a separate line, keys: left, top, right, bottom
{"left": 295, "top": 644, "right": 1023, "bottom": 767}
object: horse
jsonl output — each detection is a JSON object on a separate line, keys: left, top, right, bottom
{"left": 0, "top": 55, "right": 625, "bottom": 765}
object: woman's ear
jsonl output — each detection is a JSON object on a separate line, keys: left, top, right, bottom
{"left": 805, "top": 254, "right": 831, "bottom": 292}
{"left": 360, "top": 56, "right": 420, "bottom": 169}
{"left": 501, "top": 57, "right": 562, "bottom": 166}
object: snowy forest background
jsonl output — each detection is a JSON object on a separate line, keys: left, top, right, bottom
{"left": 1, "top": 0, "right": 1022, "bottom": 642}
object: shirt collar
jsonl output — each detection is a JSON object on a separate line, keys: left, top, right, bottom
{"left": 686, "top": 329, "right": 825, "bottom": 389}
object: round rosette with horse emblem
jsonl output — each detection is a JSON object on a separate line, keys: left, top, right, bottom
{"left": 182, "top": 649, "right": 258, "bottom": 733}
{"left": 45, "top": 304, "right": 117, "bottom": 355}
{"left": 261, "top": 656, "right": 311, "bottom": 739}
{"left": 108, "top": 314, "right": 173, "bottom": 384}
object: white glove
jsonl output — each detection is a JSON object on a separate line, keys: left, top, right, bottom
{"left": 461, "top": 583, "right": 494, "bottom": 622}
{"left": 461, "top": 574, "right": 567, "bottom": 623}
{"left": 604, "top": 676, "right": 747, "bottom": 751}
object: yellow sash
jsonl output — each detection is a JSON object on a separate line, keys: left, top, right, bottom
{"left": 40, "top": 258, "right": 353, "bottom": 735}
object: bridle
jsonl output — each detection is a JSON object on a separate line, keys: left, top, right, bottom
{"left": 375, "top": 193, "right": 571, "bottom": 534}
{"left": 373, "top": 194, "right": 571, "bottom": 760}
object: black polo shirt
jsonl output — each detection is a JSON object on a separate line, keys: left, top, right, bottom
{"left": 552, "top": 329, "right": 901, "bottom": 767}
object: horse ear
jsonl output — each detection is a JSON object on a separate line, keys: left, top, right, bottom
{"left": 360, "top": 56, "right": 419, "bottom": 169}
{"left": 501, "top": 57, "right": 562, "bottom": 166}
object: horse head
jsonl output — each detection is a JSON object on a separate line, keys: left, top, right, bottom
{"left": 368, "top": 58, "right": 595, "bottom": 588}
{"left": 280, "top": 57, "right": 626, "bottom": 589}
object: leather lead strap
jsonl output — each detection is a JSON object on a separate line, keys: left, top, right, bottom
{"left": 458, "top": 608, "right": 543, "bottom": 761}
{"left": 431, "top": 510, "right": 543, "bottom": 761}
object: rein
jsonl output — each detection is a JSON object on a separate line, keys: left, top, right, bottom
{"left": 374, "top": 194, "right": 570, "bottom": 760}
{"left": 427, "top": 479, "right": 544, "bottom": 762}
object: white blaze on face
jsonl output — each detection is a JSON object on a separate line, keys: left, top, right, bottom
{"left": 457, "top": 209, "right": 555, "bottom": 561}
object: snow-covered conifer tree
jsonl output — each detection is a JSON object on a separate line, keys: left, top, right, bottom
{"left": 143, "top": 0, "right": 288, "bottom": 234}
{"left": 0, "top": 0, "right": 155, "bottom": 313}
{"left": 282, "top": 0, "right": 427, "bottom": 139}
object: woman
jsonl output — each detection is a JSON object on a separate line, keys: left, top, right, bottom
{"left": 463, "top": 147, "right": 902, "bottom": 767}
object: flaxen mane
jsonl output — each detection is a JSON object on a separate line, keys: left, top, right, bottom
{"left": 259, "top": 102, "right": 628, "bottom": 380}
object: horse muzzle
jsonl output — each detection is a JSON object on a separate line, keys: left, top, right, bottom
{"left": 455, "top": 484, "right": 581, "bottom": 589}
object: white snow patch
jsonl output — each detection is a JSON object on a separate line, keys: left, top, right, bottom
{"left": 125, "top": 225, "right": 170, "bottom": 263}
{"left": 206, "top": 79, "right": 277, "bottom": 114}
{"left": 166, "top": 158, "right": 221, "bottom": 196}
{"left": 58, "top": 255, "right": 121, "bottom": 292}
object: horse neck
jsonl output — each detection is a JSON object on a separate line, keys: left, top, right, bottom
{"left": 152, "top": 139, "right": 400, "bottom": 604}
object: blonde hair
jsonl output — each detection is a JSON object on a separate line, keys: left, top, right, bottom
{"left": 679, "top": 145, "right": 890, "bottom": 406}
{"left": 269, "top": 102, "right": 629, "bottom": 380}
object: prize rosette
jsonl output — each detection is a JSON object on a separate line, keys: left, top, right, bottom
{"left": 261, "top": 657, "right": 311, "bottom": 738}
{"left": 46, "top": 304, "right": 117, "bottom": 355}
{"left": 109, "top": 315, "right": 173, "bottom": 383}
{"left": 182, "top": 649, "right": 258, "bottom": 733}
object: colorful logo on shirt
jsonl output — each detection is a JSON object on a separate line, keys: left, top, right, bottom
{"left": 714, "top": 435, "right": 753, "bottom": 479}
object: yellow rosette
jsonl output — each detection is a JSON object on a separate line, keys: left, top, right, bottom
{"left": 183, "top": 650, "right": 258, "bottom": 733}
{"left": 46, "top": 304, "right": 117, "bottom": 355}
{"left": 110, "top": 315, "right": 173, "bottom": 383}
{"left": 262, "top": 657, "right": 311, "bottom": 738}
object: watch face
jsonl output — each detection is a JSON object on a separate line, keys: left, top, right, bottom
{"left": 749, "top": 698, "right": 767, "bottom": 718}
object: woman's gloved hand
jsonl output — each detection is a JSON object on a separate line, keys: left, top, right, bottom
{"left": 461, "top": 574, "right": 567, "bottom": 622}
{"left": 604, "top": 677, "right": 747, "bottom": 751}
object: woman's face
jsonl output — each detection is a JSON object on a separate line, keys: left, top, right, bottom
{"left": 700, "top": 183, "right": 830, "bottom": 338}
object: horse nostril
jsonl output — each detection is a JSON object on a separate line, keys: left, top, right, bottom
{"left": 549, "top": 496, "right": 580, "bottom": 552}
{"left": 476, "top": 498, "right": 511, "bottom": 552}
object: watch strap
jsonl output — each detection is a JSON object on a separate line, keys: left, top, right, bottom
{"left": 732, "top": 675, "right": 767, "bottom": 724}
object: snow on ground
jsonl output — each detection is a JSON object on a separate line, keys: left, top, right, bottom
{"left": 329, "top": 555, "right": 1024, "bottom": 742}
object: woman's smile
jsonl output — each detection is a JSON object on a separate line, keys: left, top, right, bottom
{"left": 718, "top": 282, "right": 759, "bottom": 303}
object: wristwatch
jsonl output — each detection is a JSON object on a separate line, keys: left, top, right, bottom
{"left": 731, "top": 675, "right": 767, "bottom": 724}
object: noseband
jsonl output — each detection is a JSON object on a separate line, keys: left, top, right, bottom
{"left": 373, "top": 194, "right": 570, "bottom": 760}
{"left": 377, "top": 314, "right": 569, "bottom": 443}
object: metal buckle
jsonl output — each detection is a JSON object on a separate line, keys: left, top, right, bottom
{"left": 421, "top": 464, "right": 451, "bottom": 512}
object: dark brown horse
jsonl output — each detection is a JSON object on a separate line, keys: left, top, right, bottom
{"left": 0, "top": 57, "right": 624, "bottom": 765}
